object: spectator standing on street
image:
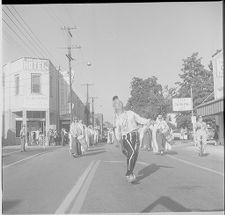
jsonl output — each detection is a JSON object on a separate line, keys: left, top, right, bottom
{"left": 113, "top": 96, "right": 153, "bottom": 183}
{"left": 20, "top": 124, "right": 26, "bottom": 152}
{"left": 214, "top": 125, "right": 219, "bottom": 145}
{"left": 61, "top": 128, "right": 65, "bottom": 146}
{"left": 27, "top": 130, "right": 30, "bottom": 146}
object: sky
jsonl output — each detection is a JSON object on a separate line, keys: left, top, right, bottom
{"left": 2, "top": 2, "right": 223, "bottom": 123}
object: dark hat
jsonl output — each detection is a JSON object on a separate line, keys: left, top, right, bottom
{"left": 112, "top": 96, "right": 119, "bottom": 101}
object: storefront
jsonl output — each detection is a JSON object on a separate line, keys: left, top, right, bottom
{"left": 196, "top": 98, "right": 224, "bottom": 144}
{"left": 196, "top": 50, "right": 224, "bottom": 145}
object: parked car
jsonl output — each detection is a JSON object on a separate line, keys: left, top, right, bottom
{"left": 172, "top": 129, "right": 181, "bottom": 140}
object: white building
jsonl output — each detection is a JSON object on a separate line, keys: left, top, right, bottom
{"left": 2, "top": 57, "right": 86, "bottom": 145}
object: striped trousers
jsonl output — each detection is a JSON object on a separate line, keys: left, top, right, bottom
{"left": 121, "top": 131, "right": 140, "bottom": 176}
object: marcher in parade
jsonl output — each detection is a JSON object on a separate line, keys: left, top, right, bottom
{"left": 155, "top": 115, "right": 171, "bottom": 155}
{"left": 195, "top": 115, "right": 208, "bottom": 156}
{"left": 151, "top": 121, "right": 159, "bottom": 153}
{"left": 139, "top": 124, "right": 152, "bottom": 151}
{"left": 84, "top": 124, "right": 90, "bottom": 148}
{"left": 20, "top": 124, "right": 26, "bottom": 152}
{"left": 107, "top": 128, "right": 114, "bottom": 144}
{"left": 113, "top": 96, "right": 153, "bottom": 183}
{"left": 70, "top": 117, "right": 82, "bottom": 157}
{"left": 78, "top": 120, "right": 88, "bottom": 153}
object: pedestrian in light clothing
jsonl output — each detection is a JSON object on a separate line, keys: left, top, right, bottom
{"left": 113, "top": 96, "right": 153, "bottom": 183}
{"left": 20, "top": 124, "right": 26, "bottom": 152}
{"left": 195, "top": 115, "right": 208, "bottom": 155}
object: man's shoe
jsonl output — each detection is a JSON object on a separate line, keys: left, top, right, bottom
{"left": 127, "top": 174, "right": 136, "bottom": 183}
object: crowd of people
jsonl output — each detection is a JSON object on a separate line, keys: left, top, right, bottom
{"left": 107, "top": 113, "right": 174, "bottom": 155}
{"left": 19, "top": 121, "right": 101, "bottom": 153}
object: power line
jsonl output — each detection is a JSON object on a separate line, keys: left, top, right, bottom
{"left": 2, "top": 19, "right": 41, "bottom": 58}
{"left": 6, "top": 6, "right": 48, "bottom": 58}
{"left": 2, "top": 9, "right": 44, "bottom": 57}
{"left": 11, "top": 6, "right": 60, "bottom": 66}
{"left": 2, "top": 29, "right": 32, "bottom": 57}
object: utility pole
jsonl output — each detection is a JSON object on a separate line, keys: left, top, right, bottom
{"left": 81, "top": 83, "right": 94, "bottom": 126}
{"left": 190, "top": 85, "right": 196, "bottom": 142}
{"left": 61, "top": 26, "right": 81, "bottom": 123}
{"left": 90, "top": 97, "right": 98, "bottom": 127}
{"left": 58, "top": 66, "right": 61, "bottom": 131}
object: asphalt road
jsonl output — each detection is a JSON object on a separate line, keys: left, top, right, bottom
{"left": 2, "top": 142, "right": 224, "bottom": 214}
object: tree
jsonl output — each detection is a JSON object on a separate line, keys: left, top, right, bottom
{"left": 126, "top": 76, "right": 169, "bottom": 120}
{"left": 175, "top": 52, "right": 214, "bottom": 129}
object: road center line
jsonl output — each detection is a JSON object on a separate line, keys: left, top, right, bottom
{"left": 167, "top": 155, "right": 224, "bottom": 177}
{"left": 70, "top": 160, "right": 101, "bottom": 213}
{"left": 55, "top": 160, "right": 96, "bottom": 214}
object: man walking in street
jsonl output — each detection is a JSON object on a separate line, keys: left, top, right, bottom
{"left": 113, "top": 96, "right": 153, "bottom": 183}
{"left": 20, "top": 124, "right": 26, "bottom": 152}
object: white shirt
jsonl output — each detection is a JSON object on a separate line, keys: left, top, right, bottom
{"left": 114, "top": 110, "right": 149, "bottom": 140}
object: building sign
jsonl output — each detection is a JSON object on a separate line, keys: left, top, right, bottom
{"left": 172, "top": 98, "right": 193, "bottom": 112}
{"left": 212, "top": 51, "right": 223, "bottom": 99}
{"left": 23, "top": 58, "right": 49, "bottom": 71}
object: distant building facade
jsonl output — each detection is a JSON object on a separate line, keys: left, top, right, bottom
{"left": 2, "top": 57, "right": 86, "bottom": 145}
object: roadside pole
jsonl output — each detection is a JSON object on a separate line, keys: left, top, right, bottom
{"left": 190, "top": 86, "right": 196, "bottom": 144}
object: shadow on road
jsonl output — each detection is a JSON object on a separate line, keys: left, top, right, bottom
{"left": 200, "top": 153, "right": 209, "bottom": 157}
{"left": 82, "top": 150, "right": 106, "bottom": 157}
{"left": 2, "top": 200, "right": 21, "bottom": 212}
{"left": 87, "top": 148, "right": 105, "bottom": 152}
{"left": 165, "top": 151, "right": 178, "bottom": 155}
{"left": 134, "top": 163, "right": 174, "bottom": 184}
{"left": 141, "top": 196, "right": 191, "bottom": 212}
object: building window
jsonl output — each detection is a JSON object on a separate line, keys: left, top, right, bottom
{"left": 15, "top": 75, "right": 19, "bottom": 95}
{"left": 16, "top": 121, "right": 22, "bottom": 137}
{"left": 50, "top": 76, "right": 53, "bottom": 97}
{"left": 31, "top": 73, "right": 41, "bottom": 94}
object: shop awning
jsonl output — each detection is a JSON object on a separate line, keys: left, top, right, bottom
{"left": 196, "top": 98, "right": 224, "bottom": 116}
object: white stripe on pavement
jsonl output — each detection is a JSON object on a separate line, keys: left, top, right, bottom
{"left": 55, "top": 160, "right": 96, "bottom": 214}
{"left": 70, "top": 160, "right": 101, "bottom": 213}
{"left": 3, "top": 151, "right": 49, "bottom": 169}
{"left": 167, "top": 155, "right": 224, "bottom": 177}
{"left": 3, "top": 148, "right": 61, "bottom": 169}
{"left": 2, "top": 150, "right": 21, "bottom": 156}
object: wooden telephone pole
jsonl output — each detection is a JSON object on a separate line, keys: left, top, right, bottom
{"left": 61, "top": 26, "right": 81, "bottom": 123}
